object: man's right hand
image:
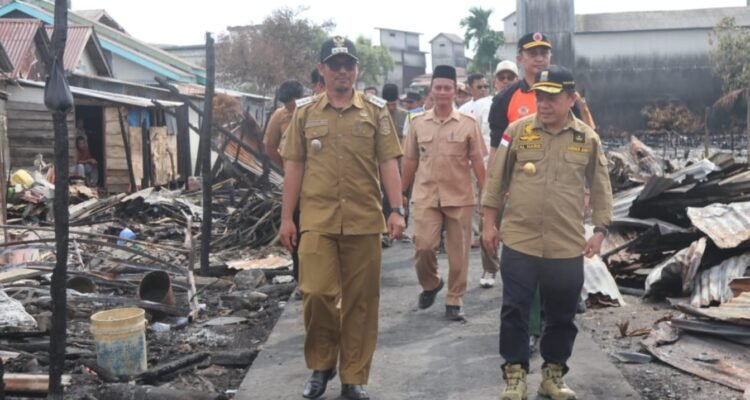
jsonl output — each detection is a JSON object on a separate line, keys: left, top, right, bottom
{"left": 482, "top": 223, "right": 501, "bottom": 258}
{"left": 280, "top": 219, "right": 298, "bottom": 252}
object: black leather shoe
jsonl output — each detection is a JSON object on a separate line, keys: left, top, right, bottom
{"left": 445, "top": 305, "right": 465, "bottom": 321}
{"left": 418, "top": 278, "right": 444, "bottom": 309}
{"left": 302, "top": 368, "right": 336, "bottom": 399}
{"left": 341, "top": 384, "right": 370, "bottom": 400}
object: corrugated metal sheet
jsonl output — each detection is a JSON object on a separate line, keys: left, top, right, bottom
{"left": 0, "top": 19, "right": 42, "bottom": 78}
{"left": 687, "top": 202, "right": 750, "bottom": 249}
{"left": 642, "top": 321, "right": 750, "bottom": 391}
{"left": 176, "top": 83, "right": 271, "bottom": 102}
{"left": 583, "top": 255, "right": 626, "bottom": 306}
{"left": 690, "top": 253, "right": 750, "bottom": 307}
{"left": 44, "top": 25, "right": 91, "bottom": 73}
{"left": 645, "top": 238, "right": 706, "bottom": 296}
{"left": 18, "top": 79, "right": 183, "bottom": 108}
{"left": 678, "top": 293, "right": 750, "bottom": 326}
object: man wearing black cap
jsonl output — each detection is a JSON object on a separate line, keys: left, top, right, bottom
{"left": 481, "top": 65, "right": 613, "bottom": 400}
{"left": 280, "top": 36, "right": 406, "bottom": 400}
{"left": 381, "top": 83, "right": 407, "bottom": 141}
{"left": 401, "top": 65, "right": 487, "bottom": 321}
{"left": 486, "top": 32, "right": 581, "bottom": 352}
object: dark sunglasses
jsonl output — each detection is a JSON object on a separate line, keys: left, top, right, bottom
{"left": 496, "top": 74, "right": 516, "bottom": 81}
{"left": 326, "top": 58, "right": 357, "bottom": 71}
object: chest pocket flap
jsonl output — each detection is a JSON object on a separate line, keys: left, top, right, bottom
{"left": 304, "top": 124, "right": 328, "bottom": 139}
{"left": 516, "top": 150, "right": 544, "bottom": 162}
{"left": 563, "top": 151, "right": 589, "bottom": 165}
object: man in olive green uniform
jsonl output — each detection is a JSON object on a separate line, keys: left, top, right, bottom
{"left": 381, "top": 83, "right": 409, "bottom": 241}
{"left": 481, "top": 65, "right": 612, "bottom": 400}
{"left": 280, "top": 36, "right": 405, "bottom": 400}
{"left": 402, "top": 65, "right": 486, "bottom": 321}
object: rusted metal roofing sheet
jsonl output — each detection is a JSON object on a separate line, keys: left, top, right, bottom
{"left": 643, "top": 321, "right": 750, "bottom": 391}
{"left": 688, "top": 202, "right": 750, "bottom": 249}
{"left": 44, "top": 25, "right": 89, "bottom": 73}
{"left": 0, "top": 19, "right": 42, "bottom": 78}
{"left": 680, "top": 292, "right": 750, "bottom": 325}
{"left": 645, "top": 237, "right": 706, "bottom": 296}
{"left": 690, "top": 253, "right": 750, "bottom": 307}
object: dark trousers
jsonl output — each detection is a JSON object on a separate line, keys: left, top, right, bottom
{"left": 499, "top": 246, "right": 583, "bottom": 371}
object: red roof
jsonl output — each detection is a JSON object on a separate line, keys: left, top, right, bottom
{"left": 0, "top": 19, "right": 44, "bottom": 78}
{"left": 45, "top": 25, "right": 91, "bottom": 73}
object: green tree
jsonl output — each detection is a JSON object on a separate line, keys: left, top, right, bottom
{"left": 216, "top": 7, "right": 334, "bottom": 96}
{"left": 355, "top": 36, "right": 395, "bottom": 87}
{"left": 460, "top": 7, "right": 505, "bottom": 75}
{"left": 709, "top": 17, "right": 750, "bottom": 93}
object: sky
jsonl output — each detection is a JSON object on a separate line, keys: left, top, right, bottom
{"left": 72, "top": 0, "right": 747, "bottom": 51}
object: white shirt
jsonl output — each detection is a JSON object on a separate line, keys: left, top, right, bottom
{"left": 459, "top": 96, "right": 492, "bottom": 154}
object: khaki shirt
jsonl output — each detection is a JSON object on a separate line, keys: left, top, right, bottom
{"left": 404, "top": 109, "right": 485, "bottom": 208}
{"left": 281, "top": 91, "right": 402, "bottom": 235}
{"left": 481, "top": 113, "right": 613, "bottom": 258}
{"left": 262, "top": 106, "right": 293, "bottom": 151}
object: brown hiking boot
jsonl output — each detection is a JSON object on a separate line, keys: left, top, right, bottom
{"left": 538, "top": 363, "right": 577, "bottom": 400}
{"left": 500, "top": 363, "right": 527, "bottom": 400}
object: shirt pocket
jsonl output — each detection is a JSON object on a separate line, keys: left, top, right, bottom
{"left": 441, "top": 132, "right": 467, "bottom": 156}
{"left": 516, "top": 150, "right": 544, "bottom": 162}
{"left": 352, "top": 119, "right": 376, "bottom": 137}
{"left": 417, "top": 132, "right": 434, "bottom": 159}
{"left": 558, "top": 151, "right": 589, "bottom": 188}
{"left": 304, "top": 125, "right": 329, "bottom": 155}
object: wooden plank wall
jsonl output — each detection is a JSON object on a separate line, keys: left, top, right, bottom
{"left": 103, "top": 106, "right": 130, "bottom": 193}
{"left": 6, "top": 101, "right": 75, "bottom": 170}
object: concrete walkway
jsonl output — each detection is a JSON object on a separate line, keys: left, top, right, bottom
{"left": 238, "top": 241, "right": 641, "bottom": 400}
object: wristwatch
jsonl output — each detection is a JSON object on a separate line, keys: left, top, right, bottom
{"left": 391, "top": 207, "right": 405, "bottom": 216}
{"left": 593, "top": 226, "right": 609, "bottom": 237}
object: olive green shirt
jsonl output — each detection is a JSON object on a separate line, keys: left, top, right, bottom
{"left": 281, "top": 91, "right": 403, "bottom": 235}
{"left": 481, "top": 113, "right": 613, "bottom": 258}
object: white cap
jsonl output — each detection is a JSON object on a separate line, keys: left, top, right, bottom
{"left": 494, "top": 60, "right": 519, "bottom": 76}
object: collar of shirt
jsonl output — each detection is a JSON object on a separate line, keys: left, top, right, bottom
{"left": 520, "top": 78, "right": 533, "bottom": 93}
{"left": 532, "top": 111, "right": 585, "bottom": 135}
{"left": 316, "top": 90, "right": 366, "bottom": 111}
{"left": 423, "top": 108, "right": 461, "bottom": 124}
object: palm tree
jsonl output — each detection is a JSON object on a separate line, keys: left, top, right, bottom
{"left": 460, "top": 7, "right": 503, "bottom": 75}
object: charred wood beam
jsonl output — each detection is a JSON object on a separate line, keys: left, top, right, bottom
{"left": 200, "top": 33, "right": 216, "bottom": 276}
{"left": 153, "top": 78, "right": 282, "bottom": 176}
{"left": 137, "top": 351, "right": 209, "bottom": 384}
{"left": 48, "top": 1, "right": 70, "bottom": 397}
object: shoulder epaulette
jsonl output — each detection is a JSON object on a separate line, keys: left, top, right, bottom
{"left": 366, "top": 95, "right": 387, "bottom": 108}
{"left": 409, "top": 111, "right": 425, "bottom": 120}
{"left": 295, "top": 96, "right": 315, "bottom": 108}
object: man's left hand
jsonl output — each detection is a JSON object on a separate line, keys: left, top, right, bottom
{"left": 387, "top": 213, "right": 406, "bottom": 240}
{"left": 582, "top": 232, "right": 605, "bottom": 258}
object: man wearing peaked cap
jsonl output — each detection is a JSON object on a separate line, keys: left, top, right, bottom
{"left": 280, "top": 35, "right": 405, "bottom": 400}
{"left": 380, "top": 82, "right": 409, "bottom": 246}
{"left": 481, "top": 64, "right": 612, "bottom": 400}
{"left": 485, "top": 31, "right": 586, "bottom": 357}
{"left": 401, "top": 64, "right": 487, "bottom": 322}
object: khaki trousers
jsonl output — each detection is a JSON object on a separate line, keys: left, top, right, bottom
{"left": 298, "top": 232, "right": 381, "bottom": 385}
{"left": 413, "top": 205, "right": 473, "bottom": 306}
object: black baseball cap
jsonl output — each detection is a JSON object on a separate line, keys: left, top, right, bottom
{"left": 518, "top": 32, "right": 552, "bottom": 51}
{"left": 320, "top": 36, "right": 358, "bottom": 63}
{"left": 532, "top": 65, "right": 575, "bottom": 94}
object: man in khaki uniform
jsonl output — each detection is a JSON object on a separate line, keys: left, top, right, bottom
{"left": 280, "top": 36, "right": 405, "bottom": 400}
{"left": 402, "top": 65, "right": 486, "bottom": 321}
{"left": 263, "top": 80, "right": 305, "bottom": 168}
{"left": 481, "top": 65, "right": 613, "bottom": 400}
